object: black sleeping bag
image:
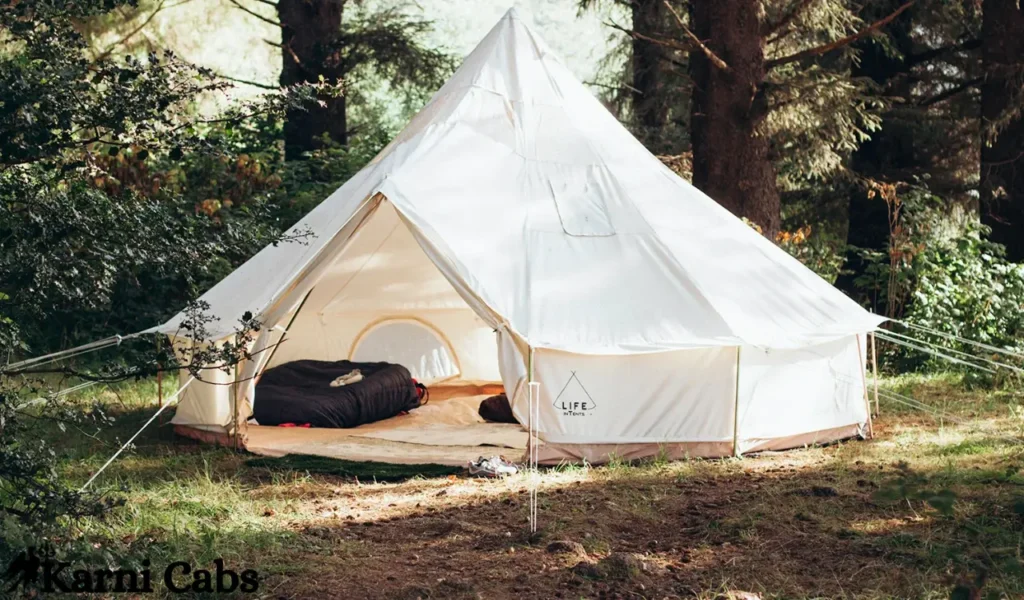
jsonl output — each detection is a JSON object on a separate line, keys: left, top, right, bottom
{"left": 253, "top": 360, "right": 421, "bottom": 428}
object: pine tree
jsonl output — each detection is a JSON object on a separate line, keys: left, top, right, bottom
{"left": 277, "top": 0, "right": 346, "bottom": 159}
{"left": 603, "top": 0, "right": 912, "bottom": 238}
{"left": 689, "top": 0, "right": 780, "bottom": 235}
{"left": 629, "top": 0, "right": 678, "bottom": 153}
{"left": 229, "top": 0, "right": 453, "bottom": 159}
{"left": 580, "top": 0, "right": 690, "bottom": 154}
{"left": 837, "top": 0, "right": 982, "bottom": 300}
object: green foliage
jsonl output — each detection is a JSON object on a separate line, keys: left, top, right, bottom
{"left": 0, "top": 0, "right": 321, "bottom": 561}
{"left": 337, "top": 3, "right": 456, "bottom": 116}
{"left": 269, "top": 128, "right": 393, "bottom": 228}
{"left": 899, "top": 223, "right": 1024, "bottom": 383}
{"left": 851, "top": 186, "right": 1024, "bottom": 378}
{"left": 763, "top": 2, "right": 888, "bottom": 189}
{"left": 0, "top": 0, "right": 322, "bottom": 352}
{"left": 909, "top": 227, "right": 1024, "bottom": 352}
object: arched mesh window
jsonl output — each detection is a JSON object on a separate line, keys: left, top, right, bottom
{"left": 350, "top": 319, "right": 460, "bottom": 383}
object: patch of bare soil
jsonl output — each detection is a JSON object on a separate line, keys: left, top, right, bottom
{"left": 267, "top": 447, "right": 1001, "bottom": 600}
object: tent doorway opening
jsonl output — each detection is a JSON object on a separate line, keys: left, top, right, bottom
{"left": 174, "top": 198, "right": 526, "bottom": 466}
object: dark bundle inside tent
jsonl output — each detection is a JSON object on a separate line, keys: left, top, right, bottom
{"left": 253, "top": 360, "right": 422, "bottom": 428}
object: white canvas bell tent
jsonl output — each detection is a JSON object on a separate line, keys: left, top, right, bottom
{"left": 152, "top": 8, "right": 885, "bottom": 464}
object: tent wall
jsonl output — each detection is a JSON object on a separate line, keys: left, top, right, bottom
{"left": 517, "top": 346, "right": 738, "bottom": 445}
{"left": 168, "top": 337, "right": 239, "bottom": 431}
{"left": 519, "top": 334, "right": 869, "bottom": 464}
{"left": 736, "top": 334, "right": 867, "bottom": 454}
{"left": 169, "top": 367, "right": 235, "bottom": 431}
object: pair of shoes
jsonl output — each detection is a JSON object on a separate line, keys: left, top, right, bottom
{"left": 467, "top": 456, "right": 519, "bottom": 478}
{"left": 330, "top": 369, "right": 363, "bottom": 387}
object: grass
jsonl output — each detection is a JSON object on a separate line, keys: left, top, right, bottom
{"left": 10, "top": 372, "right": 1024, "bottom": 598}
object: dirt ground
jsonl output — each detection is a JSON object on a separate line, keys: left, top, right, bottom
{"left": 235, "top": 416, "right": 1023, "bottom": 599}
{"left": 263, "top": 452, "right": 996, "bottom": 598}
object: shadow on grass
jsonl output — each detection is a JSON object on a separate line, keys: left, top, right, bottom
{"left": 245, "top": 454, "right": 462, "bottom": 482}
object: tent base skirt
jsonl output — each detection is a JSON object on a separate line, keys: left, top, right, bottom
{"left": 174, "top": 425, "right": 238, "bottom": 447}
{"left": 536, "top": 423, "right": 865, "bottom": 465}
{"left": 173, "top": 388, "right": 864, "bottom": 468}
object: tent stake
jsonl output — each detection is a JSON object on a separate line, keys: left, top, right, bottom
{"left": 732, "top": 346, "right": 741, "bottom": 458}
{"left": 870, "top": 331, "right": 880, "bottom": 417}
{"left": 856, "top": 334, "right": 874, "bottom": 439}
{"left": 527, "top": 345, "right": 538, "bottom": 533}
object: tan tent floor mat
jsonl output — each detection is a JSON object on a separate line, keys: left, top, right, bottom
{"left": 347, "top": 394, "right": 524, "bottom": 448}
{"left": 244, "top": 393, "right": 526, "bottom": 466}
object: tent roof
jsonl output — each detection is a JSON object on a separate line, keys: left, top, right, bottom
{"left": 154, "top": 8, "right": 883, "bottom": 351}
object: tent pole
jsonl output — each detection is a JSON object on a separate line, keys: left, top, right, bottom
{"left": 870, "top": 332, "right": 880, "bottom": 417}
{"left": 527, "top": 344, "right": 534, "bottom": 465}
{"left": 156, "top": 334, "right": 164, "bottom": 427}
{"left": 856, "top": 334, "right": 874, "bottom": 439}
{"left": 732, "top": 346, "right": 741, "bottom": 458}
{"left": 233, "top": 333, "right": 242, "bottom": 452}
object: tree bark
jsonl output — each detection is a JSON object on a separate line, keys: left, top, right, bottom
{"left": 278, "top": 0, "right": 346, "bottom": 160}
{"left": 631, "top": 0, "right": 672, "bottom": 152}
{"left": 980, "top": 0, "right": 1024, "bottom": 261}
{"left": 688, "top": 0, "right": 780, "bottom": 237}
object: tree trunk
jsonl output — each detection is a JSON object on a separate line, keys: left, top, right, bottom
{"left": 980, "top": 0, "right": 1024, "bottom": 261}
{"left": 689, "top": 0, "right": 779, "bottom": 237}
{"left": 835, "top": 6, "right": 915, "bottom": 300}
{"left": 278, "top": 0, "right": 346, "bottom": 160}
{"left": 631, "top": 0, "right": 671, "bottom": 152}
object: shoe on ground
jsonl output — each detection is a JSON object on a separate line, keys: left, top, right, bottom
{"left": 467, "top": 456, "right": 519, "bottom": 478}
